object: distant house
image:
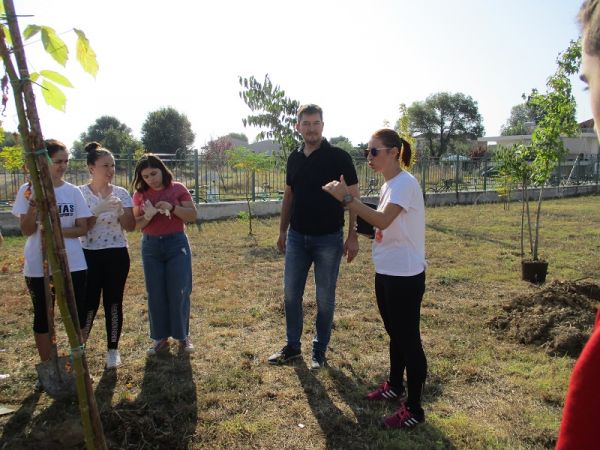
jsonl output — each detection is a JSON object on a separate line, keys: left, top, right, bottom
{"left": 478, "top": 119, "right": 599, "bottom": 160}
{"left": 249, "top": 139, "right": 281, "bottom": 155}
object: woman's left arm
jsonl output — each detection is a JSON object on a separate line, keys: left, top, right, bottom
{"left": 171, "top": 200, "right": 197, "bottom": 223}
{"left": 62, "top": 217, "right": 89, "bottom": 238}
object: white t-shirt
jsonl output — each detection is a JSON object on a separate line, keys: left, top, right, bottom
{"left": 12, "top": 181, "right": 92, "bottom": 277}
{"left": 79, "top": 184, "right": 133, "bottom": 250}
{"left": 372, "top": 171, "right": 426, "bottom": 277}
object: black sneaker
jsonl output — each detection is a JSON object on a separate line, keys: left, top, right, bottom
{"left": 310, "top": 350, "right": 326, "bottom": 370}
{"left": 268, "top": 345, "right": 301, "bottom": 365}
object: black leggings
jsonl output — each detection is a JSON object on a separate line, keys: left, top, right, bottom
{"left": 26, "top": 270, "right": 88, "bottom": 334}
{"left": 375, "top": 271, "right": 427, "bottom": 413}
{"left": 83, "top": 247, "right": 130, "bottom": 350}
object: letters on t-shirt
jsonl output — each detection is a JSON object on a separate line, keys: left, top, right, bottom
{"left": 57, "top": 203, "right": 75, "bottom": 217}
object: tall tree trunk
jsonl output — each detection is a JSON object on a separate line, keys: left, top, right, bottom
{"left": 0, "top": 3, "right": 106, "bottom": 449}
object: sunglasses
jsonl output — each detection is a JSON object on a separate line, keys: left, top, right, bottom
{"left": 363, "top": 147, "right": 391, "bottom": 158}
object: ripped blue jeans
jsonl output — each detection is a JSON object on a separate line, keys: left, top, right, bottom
{"left": 141, "top": 232, "right": 192, "bottom": 340}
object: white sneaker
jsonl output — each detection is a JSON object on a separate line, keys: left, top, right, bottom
{"left": 105, "top": 349, "right": 121, "bottom": 369}
{"left": 179, "top": 337, "right": 195, "bottom": 353}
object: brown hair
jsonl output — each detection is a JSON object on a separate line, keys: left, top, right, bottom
{"left": 84, "top": 141, "right": 113, "bottom": 166}
{"left": 132, "top": 153, "right": 174, "bottom": 192}
{"left": 45, "top": 139, "right": 67, "bottom": 158}
{"left": 371, "top": 128, "right": 412, "bottom": 168}
{"left": 579, "top": 0, "right": 600, "bottom": 55}
{"left": 297, "top": 104, "right": 323, "bottom": 122}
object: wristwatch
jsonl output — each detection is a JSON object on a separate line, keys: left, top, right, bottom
{"left": 342, "top": 193, "right": 353, "bottom": 207}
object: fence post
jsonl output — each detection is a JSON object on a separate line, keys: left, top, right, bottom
{"left": 194, "top": 149, "right": 199, "bottom": 204}
{"left": 483, "top": 159, "right": 488, "bottom": 192}
{"left": 126, "top": 153, "right": 132, "bottom": 189}
{"left": 251, "top": 170, "right": 256, "bottom": 202}
{"left": 420, "top": 157, "right": 426, "bottom": 195}
{"left": 455, "top": 153, "right": 460, "bottom": 197}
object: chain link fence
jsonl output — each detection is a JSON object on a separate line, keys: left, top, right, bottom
{"left": 1, "top": 153, "right": 599, "bottom": 207}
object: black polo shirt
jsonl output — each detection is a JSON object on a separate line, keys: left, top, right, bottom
{"left": 286, "top": 138, "right": 358, "bottom": 235}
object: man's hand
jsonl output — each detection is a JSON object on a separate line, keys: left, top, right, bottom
{"left": 277, "top": 231, "right": 287, "bottom": 254}
{"left": 344, "top": 233, "right": 359, "bottom": 263}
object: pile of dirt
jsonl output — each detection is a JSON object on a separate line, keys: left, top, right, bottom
{"left": 489, "top": 280, "right": 600, "bottom": 357}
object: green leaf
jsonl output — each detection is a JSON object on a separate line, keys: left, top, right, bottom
{"left": 0, "top": 24, "right": 12, "bottom": 46}
{"left": 29, "top": 72, "right": 40, "bottom": 83}
{"left": 40, "top": 79, "right": 67, "bottom": 111}
{"left": 23, "top": 25, "right": 41, "bottom": 40}
{"left": 40, "top": 26, "right": 68, "bottom": 66}
{"left": 39, "top": 70, "right": 73, "bottom": 87}
{"left": 74, "top": 29, "right": 99, "bottom": 77}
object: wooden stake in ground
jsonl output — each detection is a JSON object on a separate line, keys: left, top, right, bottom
{"left": 0, "top": 2, "right": 107, "bottom": 449}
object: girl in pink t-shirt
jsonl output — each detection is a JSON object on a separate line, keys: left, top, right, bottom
{"left": 132, "top": 154, "right": 197, "bottom": 355}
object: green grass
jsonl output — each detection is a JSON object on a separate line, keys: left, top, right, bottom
{"left": 0, "top": 195, "right": 599, "bottom": 449}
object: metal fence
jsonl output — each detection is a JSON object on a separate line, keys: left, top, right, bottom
{"left": 1, "top": 153, "right": 599, "bottom": 206}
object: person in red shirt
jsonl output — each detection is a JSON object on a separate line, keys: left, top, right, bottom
{"left": 556, "top": 2, "right": 600, "bottom": 447}
{"left": 132, "top": 154, "right": 197, "bottom": 356}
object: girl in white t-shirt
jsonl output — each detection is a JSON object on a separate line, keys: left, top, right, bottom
{"left": 79, "top": 142, "right": 135, "bottom": 369}
{"left": 322, "top": 128, "right": 427, "bottom": 430}
{"left": 11, "top": 139, "right": 93, "bottom": 365}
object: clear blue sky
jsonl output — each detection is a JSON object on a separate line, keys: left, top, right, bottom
{"left": 7, "top": 0, "right": 591, "bottom": 149}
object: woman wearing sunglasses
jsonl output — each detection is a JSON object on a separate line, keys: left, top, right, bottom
{"left": 322, "top": 128, "right": 427, "bottom": 429}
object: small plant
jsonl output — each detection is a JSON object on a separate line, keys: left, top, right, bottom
{"left": 495, "top": 39, "right": 581, "bottom": 281}
{"left": 226, "top": 146, "right": 275, "bottom": 236}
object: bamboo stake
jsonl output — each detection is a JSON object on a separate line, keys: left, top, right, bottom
{"left": 0, "top": 3, "right": 106, "bottom": 449}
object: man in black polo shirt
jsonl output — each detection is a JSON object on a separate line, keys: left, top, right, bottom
{"left": 268, "top": 104, "right": 360, "bottom": 369}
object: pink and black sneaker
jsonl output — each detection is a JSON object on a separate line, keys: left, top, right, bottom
{"left": 382, "top": 404, "right": 424, "bottom": 429}
{"left": 366, "top": 381, "right": 407, "bottom": 402}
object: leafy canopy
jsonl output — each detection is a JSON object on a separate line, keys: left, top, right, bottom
{"left": 407, "top": 92, "right": 484, "bottom": 158}
{"left": 141, "top": 107, "right": 195, "bottom": 157}
{"left": 72, "top": 115, "right": 141, "bottom": 158}
{"left": 238, "top": 74, "right": 301, "bottom": 162}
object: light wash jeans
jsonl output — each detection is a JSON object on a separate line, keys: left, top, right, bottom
{"left": 283, "top": 228, "right": 344, "bottom": 354}
{"left": 141, "top": 232, "right": 192, "bottom": 341}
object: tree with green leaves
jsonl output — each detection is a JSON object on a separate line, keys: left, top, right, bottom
{"left": 141, "top": 107, "right": 195, "bottom": 158}
{"left": 238, "top": 74, "right": 301, "bottom": 163}
{"left": 407, "top": 92, "right": 484, "bottom": 158}
{"left": 496, "top": 39, "right": 581, "bottom": 265}
{"left": 394, "top": 103, "right": 417, "bottom": 166}
{"left": 226, "top": 145, "right": 275, "bottom": 236}
{"left": 72, "top": 115, "right": 140, "bottom": 158}
{"left": 500, "top": 102, "right": 542, "bottom": 136}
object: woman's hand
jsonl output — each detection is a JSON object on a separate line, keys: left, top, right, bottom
{"left": 92, "top": 194, "right": 122, "bottom": 216}
{"left": 322, "top": 175, "right": 349, "bottom": 202}
{"left": 143, "top": 200, "right": 159, "bottom": 221}
{"left": 155, "top": 201, "right": 174, "bottom": 218}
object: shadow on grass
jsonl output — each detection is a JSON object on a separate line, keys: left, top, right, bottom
{"left": 0, "top": 353, "right": 197, "bottom": 450}
{"left": 294, "top": 360, "right": 455, "bottom": 449}
{"left": 427, "top": 222, "right": 511, "bottom": 248}
{"left": 0, "top": 391, "right": 42, "bottom": 448}
{"left": 102, "top": 352, "right": 197, "bottom": 449}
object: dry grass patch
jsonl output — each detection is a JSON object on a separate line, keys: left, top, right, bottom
{"left": 0, "top": 195, "right": 599, "bottom": 449}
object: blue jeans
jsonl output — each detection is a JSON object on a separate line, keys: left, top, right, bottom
{"left": 284, "top": 228, "right": 344, "bottom": 354}
{"left": 141, "top": 232, "right": 192, "bottom": 341}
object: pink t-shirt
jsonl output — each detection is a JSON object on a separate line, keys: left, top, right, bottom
{"left": 132, "top": 182, "right": 193, "bottom": 236}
